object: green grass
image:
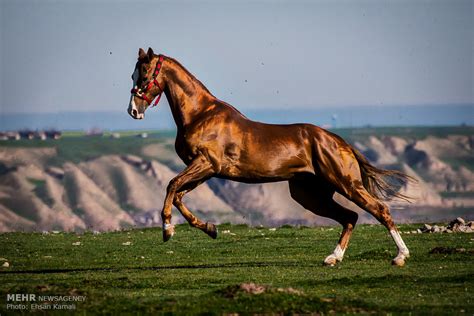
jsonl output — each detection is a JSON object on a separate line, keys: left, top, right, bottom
{"left": 0, "top": 224, "right": 473, "bottom": 315}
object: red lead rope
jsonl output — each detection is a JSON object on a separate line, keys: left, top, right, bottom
{"left": 147, "top": 78, "right": 163, "bottom": 107}
{"left": 131, "top": 55, "right": 164, "bottom": 107}
{"left": 152, "top": 88, "right": 163, "bottom": 107}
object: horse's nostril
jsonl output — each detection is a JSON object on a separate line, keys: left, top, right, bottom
{"left": 132, "top": 109, "right": 138, "bottom": 117}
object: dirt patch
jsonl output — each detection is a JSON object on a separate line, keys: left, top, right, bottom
{"left": 219, "top": 283, "right": 304, "bottom": 298}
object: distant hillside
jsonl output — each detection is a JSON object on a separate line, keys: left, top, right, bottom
{"left": 0, "top": 126, "right": 473, "bottom": 232}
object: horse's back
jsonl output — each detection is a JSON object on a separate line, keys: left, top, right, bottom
{"left": 199, "top": 100, "right": 359, "bottom": 183}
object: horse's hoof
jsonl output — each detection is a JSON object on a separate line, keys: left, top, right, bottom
{"left": 163, "top": 225, "right": 175, "bottom": 242}
{"left": 323, "top": 254, "right": 338, "bottom": 266}
{"left": 205, "top": 222, "right": 218, "bottom": 239}
{"left": 392, "top": 256, "right": 406, "bottom": 267}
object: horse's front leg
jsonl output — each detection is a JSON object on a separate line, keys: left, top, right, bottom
{"left": 174, "top": 191, "right": 218, "bottom": 239}
{"left": 161, "top": 155, "right": 214, "bottom": 241}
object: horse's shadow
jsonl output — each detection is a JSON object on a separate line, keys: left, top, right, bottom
{"left": 0, "top": 261, "right": 315, "bottom": 275}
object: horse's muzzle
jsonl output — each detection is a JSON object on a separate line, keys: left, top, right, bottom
{"left": 128, "top": 108, "right": 144, "bottom": 120}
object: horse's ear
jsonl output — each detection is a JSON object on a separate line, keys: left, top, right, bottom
{"left": 138, "top": 48, "right": 146, "bottom": 60}
{"left": 147, "top": 47, "right": 154, "bottom": 60}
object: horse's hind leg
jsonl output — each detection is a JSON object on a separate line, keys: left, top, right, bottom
{"left": 289, "top": 178, "right": 358, "bottom": 266}
{"left": 343, "top": 187, "right": 409, "bottom": 266}
{"left": 312, "top": 139, "right": 409, "bottom": 266}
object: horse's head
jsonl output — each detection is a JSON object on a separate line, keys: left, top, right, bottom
{"left": 128, "top": 47, "right": 165, "bottom": 119}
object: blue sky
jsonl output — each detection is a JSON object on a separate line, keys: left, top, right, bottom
{"left": 1, "top": 0, "right": 472, "bottom": 114}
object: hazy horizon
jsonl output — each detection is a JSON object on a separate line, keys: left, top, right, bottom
{"left": 1, "top": 104, "right": 472, "bottom": 131}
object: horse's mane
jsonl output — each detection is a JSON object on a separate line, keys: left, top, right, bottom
{"left": 165, "top": 56, "right": 247, "bottom": 118}
{"left": 165, "top": 56, "right": 214, "bottom": 96}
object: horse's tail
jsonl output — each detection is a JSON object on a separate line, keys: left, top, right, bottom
{"left": 351, "top": 146, "right": 416, "bottom": 202}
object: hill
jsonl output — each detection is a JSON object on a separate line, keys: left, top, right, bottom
{"left": 0, "top": 126, "right": 473, "bottom": 232}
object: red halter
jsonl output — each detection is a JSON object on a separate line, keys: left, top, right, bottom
{"left": 131, "top": 55, "right": 164, "bottom": 107}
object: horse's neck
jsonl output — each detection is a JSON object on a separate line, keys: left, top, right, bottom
{"left": 163, "top": 59, "right": 214, "bottom": 128}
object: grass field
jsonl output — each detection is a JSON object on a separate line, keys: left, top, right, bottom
{"left": 0, "top": 224, "right": 473, "bottom": 315}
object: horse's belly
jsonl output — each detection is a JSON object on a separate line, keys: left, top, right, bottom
{"left": 219, "top": 154, "right": 314, "bottom": 182}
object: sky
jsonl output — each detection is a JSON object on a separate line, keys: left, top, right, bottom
{"left": 1, "top": 0, "right": 473, "bottom": 115}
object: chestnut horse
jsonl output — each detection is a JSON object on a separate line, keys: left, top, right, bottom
{"left": 127, "top": 48, "right": 414, "bottom": 266}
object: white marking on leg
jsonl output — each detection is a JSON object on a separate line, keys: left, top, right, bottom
{"left": 333, "top": 244, "right": 346, "bottom": 260}
{"left": 390, "top": 229, "right": 409, "bottom": 257}
{"left": 324, "top": 244, "right": 346, "bottom": 266}
{"left": 162, "top": 222, "right": 175, "bottom": 241}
